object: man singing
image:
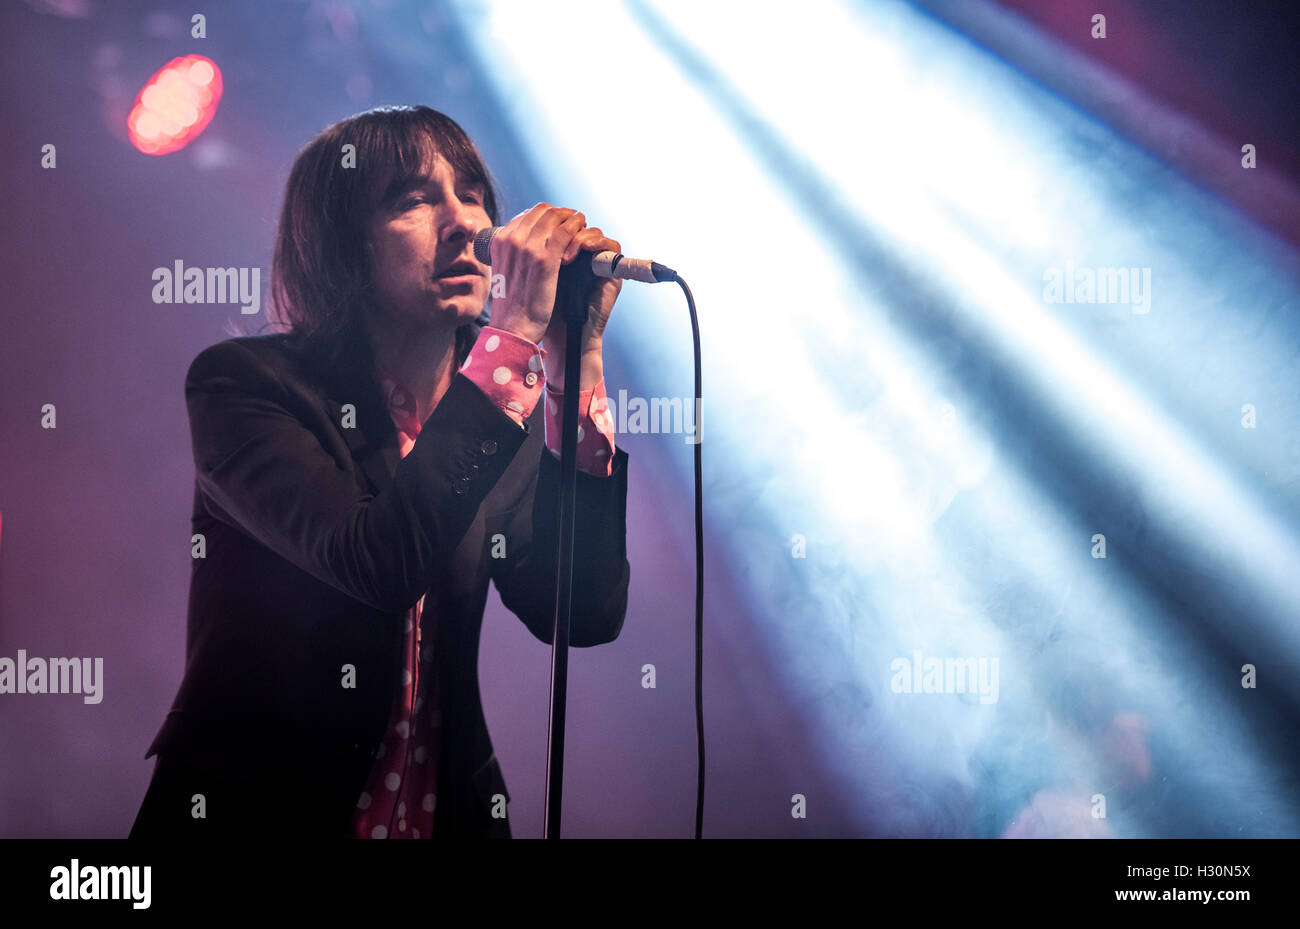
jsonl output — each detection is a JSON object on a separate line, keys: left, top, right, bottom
{"left": 130, "top": 105, "right": 630, "bottom": 839}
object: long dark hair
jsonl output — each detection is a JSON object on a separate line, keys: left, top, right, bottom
{"left": 268, "top": 105, "right": 501, "bottom": 375}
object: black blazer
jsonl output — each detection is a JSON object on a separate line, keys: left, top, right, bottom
{"left": 131, "top": 321, "right": 630, "bottom": 838}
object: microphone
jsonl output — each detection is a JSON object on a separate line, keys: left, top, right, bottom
{"left": 473, "top": 226, "right": 678, "bottom": 284}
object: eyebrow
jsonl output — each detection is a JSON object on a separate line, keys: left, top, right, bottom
{"left": 381, "top": 172, "right": 483, "bottom": 205}
{"left": 380, "top": 173, "right": 428, "bottom": 204}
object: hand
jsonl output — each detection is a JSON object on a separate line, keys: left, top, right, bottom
{"left": 487, "top": 203, "right": 587, "bottom": 345}
{"left": 541, "top": 227, "right": 623, "bottom": 392}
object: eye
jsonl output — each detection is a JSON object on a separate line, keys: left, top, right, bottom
{"left": 460, "top": 189, "right": 484, "bottom": 206}
{"left": 397, "top": 195, "right": 426, "bottom": 210}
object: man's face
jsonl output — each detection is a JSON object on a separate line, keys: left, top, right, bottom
{"left": 365, "top": 150, "right": 491, "bottom": 333}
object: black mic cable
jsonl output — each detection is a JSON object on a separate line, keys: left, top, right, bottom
{"left": 680, "top": 275, "right": 703, "bottom": 842}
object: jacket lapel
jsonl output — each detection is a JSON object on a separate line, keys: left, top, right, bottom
{"left": 331, "top": 382, "right": 399, "bottom": 497}
{"left": 309, "top": 317, "right": 485, "bottom": 496}
{"left": 306, "top": 335, "right": 399, "bottom": 496}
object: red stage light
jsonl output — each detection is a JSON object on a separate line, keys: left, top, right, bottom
{"left": 127, "top": 55, "right": 223, "bottom": 156}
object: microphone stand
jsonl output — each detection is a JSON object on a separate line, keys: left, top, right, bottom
{"left": 542, "top": 256, "right": 596, "bottom": 839}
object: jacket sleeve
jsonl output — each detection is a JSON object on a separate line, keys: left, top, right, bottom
{"left": 489, "top": 440, "right": 631, "bottom": 648}
{"left": 185, "top": 339, "right": 532, "bottom": 613}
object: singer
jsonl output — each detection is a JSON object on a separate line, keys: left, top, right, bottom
{"left": 129, "top": 105, "right": 631, "bottom": 839}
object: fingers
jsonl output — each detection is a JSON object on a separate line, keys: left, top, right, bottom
{"left": 550, "top": 210, "right": 587, "bottom": 261}
{"left": 492, "top": 203, "right": 550, "bottom": 271}
{"left": 530, "top": 205, "right": 581, "bottom": 244}
{"left": 514, "top": 203, "right": 578, "bottom": 241}
{"left": 563, "top": 227, "right": 621, "bottom": 263}
{"left": 495, "top": 203, "right": 571, "bottom": 261}
{"left": 499, "top": 203, "right": 588, "bottom": 268}
{"left": 504, "top": 201, "right": 556, "bottom": 241}
{"left": 497, "top": 204, "right": 622, "bottom": 270}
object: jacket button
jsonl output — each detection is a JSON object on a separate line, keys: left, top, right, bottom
{"left": 480, "top": 439, "right": 498, "bottom": 455}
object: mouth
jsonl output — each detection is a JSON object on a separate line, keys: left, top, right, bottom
{"left": 434, "top": 259, "right": 481, "bottom": 282}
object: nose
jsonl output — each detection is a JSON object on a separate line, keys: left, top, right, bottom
{"left": 440, "top": 198, "right": 477, "bottom": 251}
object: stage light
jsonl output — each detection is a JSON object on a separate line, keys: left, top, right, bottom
{"left": 127, "top": 54, "right": 222, "bottom": 156}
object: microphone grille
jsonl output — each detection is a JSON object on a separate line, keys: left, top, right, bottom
{"left": 472, "top": 226, "right": 498, "bottom": 265}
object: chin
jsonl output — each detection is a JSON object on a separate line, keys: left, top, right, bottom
{"left": 451, "top": 298, "right": 487, "bottom": 323}
{"left": 423, "top": 295, "right": 484, "bottom": 325}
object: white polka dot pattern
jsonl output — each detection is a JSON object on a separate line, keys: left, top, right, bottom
{"left": 459, "top": 327, "right": 547, "bottom": 428}
{"left": 543, "top": 376, "right": 617, "bottom": 477}
{"left": 351, "top": 364, "right": 446, "bottom": 839}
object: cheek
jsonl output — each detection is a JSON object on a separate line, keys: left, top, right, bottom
{"left": 372, "top": 251, "right": 404, "bottom": 296}
{"left": 372, "top": 232, "right": 428, "bottom": 285}
{"left": 389, "top": 230, "right": 428, "bottom": 266}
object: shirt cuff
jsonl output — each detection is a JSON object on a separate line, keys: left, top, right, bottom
{"left": 459, "top": 326, "right": 546, "bottom": 427}
{"left": 544, "top": 377, "right": 616, "bottom": 477}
